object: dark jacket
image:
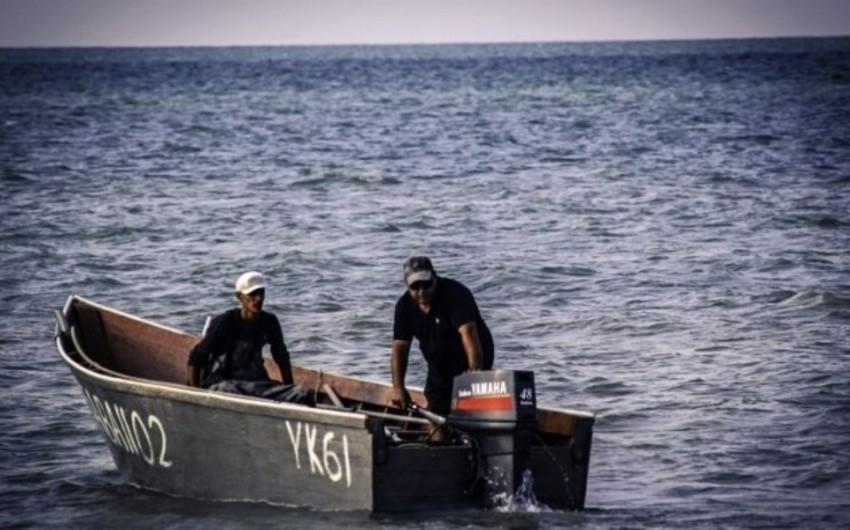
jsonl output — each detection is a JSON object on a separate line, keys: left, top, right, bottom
{"left": 188, "top": 309, "right": 291, "bottom": 387}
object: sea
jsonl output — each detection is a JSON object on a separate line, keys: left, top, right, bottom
{"left": 1, "top": 37, "right": 849, "bottom": 529}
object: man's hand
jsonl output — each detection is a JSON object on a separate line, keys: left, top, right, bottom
{"left": 391, "top": 386, "right": 411, "bottom": 409}
{"left": 390, "top": 339, "right": 412, "bottom": 408}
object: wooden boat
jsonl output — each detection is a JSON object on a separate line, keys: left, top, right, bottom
{"left": 54, "top": 295, "right": 594, "bottom": 512}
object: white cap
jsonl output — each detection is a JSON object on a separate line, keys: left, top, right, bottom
{"left": 235, "top": 271, "right": 267, "bottom": 295}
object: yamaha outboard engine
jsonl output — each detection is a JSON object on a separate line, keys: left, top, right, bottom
{"left": 448, "top": 370, "right": 537, "bottom": 502}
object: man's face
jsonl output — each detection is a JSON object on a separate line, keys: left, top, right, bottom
{"left": 240, "top": 289, "right": 265, "bottom": 314}
{"left": 407, "top": 279, "right": 436, "bottom": 304}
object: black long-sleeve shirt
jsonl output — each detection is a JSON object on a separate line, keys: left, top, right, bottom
{"left": 188, "top": 308, "right": 292, "bottom": 384}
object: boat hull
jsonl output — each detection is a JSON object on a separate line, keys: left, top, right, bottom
{"left": 67, "top": 360, "right": 379, "bottom": 509}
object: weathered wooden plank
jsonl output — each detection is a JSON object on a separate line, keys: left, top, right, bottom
{"left": 99, "top": 308, "right": 194, "bottom": 384}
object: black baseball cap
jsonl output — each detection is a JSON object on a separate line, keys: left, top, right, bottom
{"left": 403, "top": 256, "right": 435, "bottom": 286}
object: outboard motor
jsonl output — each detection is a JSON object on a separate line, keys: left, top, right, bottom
{"left": 448, "top": 370, "right": 537, "bottom": 502}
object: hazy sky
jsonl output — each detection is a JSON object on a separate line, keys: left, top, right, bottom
{"left": 2, "top": 0, "right": 849, "bottom": 48}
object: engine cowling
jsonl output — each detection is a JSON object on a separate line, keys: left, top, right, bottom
{"left": 448, "top": 370, "right": 537, "bottom": 502}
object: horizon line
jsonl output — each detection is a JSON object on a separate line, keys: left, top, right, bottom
{"left": 2, "top": 33, "right": 849, "bottom": 51}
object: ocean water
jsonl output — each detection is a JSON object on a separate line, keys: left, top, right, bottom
{"left": 1, "top": 38, "right": 849, "bottom": 528}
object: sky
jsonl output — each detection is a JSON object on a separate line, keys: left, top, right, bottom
{"left": 1, "top": 0, "right": 849, "bottom": 48}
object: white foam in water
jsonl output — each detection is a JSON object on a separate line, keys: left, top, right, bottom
{"left": 489, "top": 470, "right": 552, "bottom": 513}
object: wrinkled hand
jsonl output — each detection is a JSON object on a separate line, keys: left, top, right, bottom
{"left": 391, "top": 387, "right": 411, "bottom": 409}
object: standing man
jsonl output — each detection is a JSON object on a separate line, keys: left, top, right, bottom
{"left": 390, "top": 256, "right": 494, "bottom": 416}
{"left": 187, "top": 271, "right": 294, "bottom": 389}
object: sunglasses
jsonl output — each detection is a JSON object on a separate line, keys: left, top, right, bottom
{"left": 408, "top": 280, "right": 434, "bottom": 291}
{"left": 246, "top": 289, "right": 266, "bottom": 298}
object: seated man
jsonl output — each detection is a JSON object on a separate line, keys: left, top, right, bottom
{"left": 187, "top": 271, "right": 314, "bottom": 405}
